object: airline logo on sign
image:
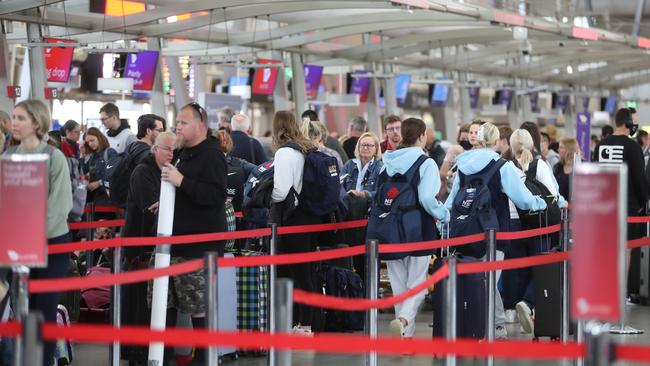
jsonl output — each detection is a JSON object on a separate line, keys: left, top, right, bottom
{"left": 598, "top": 145, "right": 624, "bottom": 165}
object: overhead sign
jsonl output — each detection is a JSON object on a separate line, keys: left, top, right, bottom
{"left": 571, "top": 164, "right": 626, "bottom": 322}
{"left": 304, "top": 64, "right": 323, "bottom": 100}
{"left": 576, "top": 112, "right": 591, "bottom": 162}
{"left": 123, "top": 51, "right": 159, "bottom": 91}
{"left": 252, "top": 59, "right": 281, "bottom": 95}
{"left": 350, "top": 70, "right": 371, "bottom": 103}
{"left": 6, "top": 86, "right": 20, "bottom": 98}
{"left": 43, "top": 38, "right": 74, "bottom": 83}
{"left": 0, "top": 155, "right": 49, "bottom": 267}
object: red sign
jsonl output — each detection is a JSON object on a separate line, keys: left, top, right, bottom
{"left": 252, "top": 59, "right": 280, "bottom": 95}
{"left": 43, "top": 38, "right": 74, "bottom": 83}
{"left": 494, "top": 11, "right": 525, "bottom": 26}
{"left": 571, "top": 164, "right": 626, "bottom": 322}
{"left": 0, "top": 157, "right": 49, "bottom": 267}
{"left": 572, "top": 27, "right": 599, "bottom": 41}
{"left": 44, "top": 87, "right": 58, "bottom": 99}
{"left": 6, "top": 85, "right": 20, "bottom": 98}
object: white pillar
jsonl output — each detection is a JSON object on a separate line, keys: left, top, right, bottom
{"left": 166, "top": 56, "right": 190, "bottom": 111}
{"left": 290, "top": 53, "right": 306, "bottom": 120}
{"left": 26, "top": 21, "right": 47, "bottom": 101}
{"left": 458, "top": 72, "right": 472, "bottom": 124}
{"left": 147, "top": 38, "right": 166, "bottom": 118}
{"left": 383, "top": 65, "right": 398, "bottom": 116}
{"left": 0, "top": 32, "right": 13, "bottom": 112}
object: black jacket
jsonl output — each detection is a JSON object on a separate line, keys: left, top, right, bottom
{"left": 230, "top": 131, "right": 268, "bottom": 165}
{"left": 171, "top": 137, "right": 228, "bottom": 258}
{"left": 123, "top": 154, "right": 160, "bottom": 259}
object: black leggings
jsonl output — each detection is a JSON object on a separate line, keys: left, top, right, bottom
{"left": 29, "top": 232, "right": 71, "bottom": 366}
{"left": 277, "top": 209, "right": 323, "bottom": 329}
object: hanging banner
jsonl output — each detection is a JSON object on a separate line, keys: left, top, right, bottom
{"left": 303, "top": 64, "right": 323, "bottom": 100}
{"left": 576, "top": 112, "right": 591, "bottom": 162}
{"left": 0, "top": 155, "right": 49, "bottom": 267}
{"left": 43, "top": 38, "right": 74, "bottom": 83}
{"left": 571, "top": 164, "right": 626, "bottom": 322}
{"left": 252, "top": 59, "right": 280, "bottom": 95}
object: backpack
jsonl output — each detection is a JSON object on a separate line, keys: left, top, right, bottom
{"left": 366, "top": 155, "right": 438, "bottom": 260}
{"left": 449, "top": 159, "right": 506, "bottom": 258}
{"left": 226, "top": 156, "right": 246, "bottom": 212}
{"left": 242, "top": 160, "right": 275, "bottom": 227}
{"left": 5, "top": 145, "right": 85, "bottom": 220}
{"left": 321, "top": 266, "right": 364, "bottom": 332}
{"left": 517, "top": 158, "right": 561, "bottom": 229}
{"left": 103, "top": 141, "right": 150, "bottom": 207}
{"left": 284, "top": 143, "right": 340, "bottom": 216}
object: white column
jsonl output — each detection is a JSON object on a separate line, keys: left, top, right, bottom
{"left": 290, "top": 53, "right": 306, "bottom": 120}
{"left": 26, "top": 21, "right": 47, "bottom": 101}
{"left": 166, "top": 56, "right": 190, "bottom": 111}
{"left": 147, "top": 38, "right": 166, "bottom": 117}
{"left": 383, "top": 65, "right": 398, "bottom": 116}
{"left": 0, "top": 32, "right": 14, "bottom": 112}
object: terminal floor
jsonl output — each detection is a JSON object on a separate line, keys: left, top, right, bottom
{"left": 74, "top": 303, "right": 650, "bottom": 366}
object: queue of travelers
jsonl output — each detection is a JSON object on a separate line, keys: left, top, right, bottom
{"left": 1, "top": 99, "right": 647, "bottom": 365}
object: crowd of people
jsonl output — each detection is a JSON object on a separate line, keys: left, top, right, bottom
{"left": 1, "top": 99, "right": 648, "bottom": 366}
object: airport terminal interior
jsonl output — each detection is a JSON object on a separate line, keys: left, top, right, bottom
{"left": 3, "top": 0, "right": 650, "bottom": 365}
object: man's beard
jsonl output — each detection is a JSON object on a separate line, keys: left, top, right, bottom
{"left": 175, "top": 135, "right": 187, "bottom": 149}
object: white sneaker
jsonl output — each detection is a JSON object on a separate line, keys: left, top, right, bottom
{"left": 292, "top": 325, "right": 313, "bottom": 336}
{"left": 495, "top": 325, "right": 508, "bottom": 339}
{"left": 389, "top": 318, "right": 405, "bottom": 338}
{"left": 516, "top": 301, "right": 534, "bottom": 334}
{"left": 505, "top": 309, "right": 518, "bottom": 324}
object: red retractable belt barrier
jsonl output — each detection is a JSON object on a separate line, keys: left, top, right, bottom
{"left": 615, "top": 344, "right": 650, "bottom": 363}
{"left": 277, "top": 219, "right": 368, "bottom": 235}
{"left": 39, "top": 322, "right": 586, "bottom": 360}
{"left": 495, "top": 224, "right": 561, "bottom": 240}
{"left": 294, "top": 265, "right": 449, "bottom": 311}
{"left": 0, "top": 322, "right": 21, "bottom": 337}
{"left": 68, "top": 219, "right": 125, "bottom": 230}
{"left": 377, "top": 233, "right": 484, "bottom": 254}
{"left": 457, "top": 251, "right": 569, "bottom": 275}
{"left": 627, "top": 216, "right": 650, "bottom": 224}
{"left": 627, "top": 236, "right": 650, "bottom": 250}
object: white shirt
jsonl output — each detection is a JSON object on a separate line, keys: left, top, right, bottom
{"left": 272, "top": 147, "right": 305, "bottom": 202}
{"left": 509, "top": 158, "right": 558, "bottom": 219}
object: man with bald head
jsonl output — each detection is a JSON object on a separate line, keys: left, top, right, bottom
{"left": 159, "top": 102, "right": 227, "bottom": 364}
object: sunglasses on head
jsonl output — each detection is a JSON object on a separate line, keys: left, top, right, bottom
{"left": 187, "top": 102, "right": 206, "bottom": 122}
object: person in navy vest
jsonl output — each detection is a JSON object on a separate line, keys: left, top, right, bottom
{"left": 380, "top": 118, "right": 449, "bottom": 339}
{"left": 444, "top": 122, "right": 546, "bottom": 338}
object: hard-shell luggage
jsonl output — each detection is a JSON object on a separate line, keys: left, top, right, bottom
{"left": 532, "top": 261, "right": 562, "bottom": 339}
{"left": 432, "top": 255, "right": 486, "bottom": 339}
{"left": 215, "top": 253, "right": 239, "bottom": 361}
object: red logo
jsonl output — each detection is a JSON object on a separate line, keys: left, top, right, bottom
{"left": 386, "top": 187, "right": 399, "bottom": 200}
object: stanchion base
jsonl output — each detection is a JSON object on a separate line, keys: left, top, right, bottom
{"left": 609, "top": 325, "right": 644, "bottom": 335}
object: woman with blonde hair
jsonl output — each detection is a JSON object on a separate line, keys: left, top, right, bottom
{"left": 301, "top": 119, "right": 343, "bottom": 168}
{"left": 270, "top": 110, "right": 321, "bottom": 334}
{"left": 445, "top": 122, "right": 547, "bottom": 339}
{"left": 554, "top": 138, "right": 580, "bottom": 201}
{"left": 3, "top": 99, "right": 72, "bottom": 365}
{"left": 503, "top": 129, "right": 559, "bottom": 334}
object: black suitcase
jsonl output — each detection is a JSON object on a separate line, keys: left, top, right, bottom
{"left": 432, "top": 255, "right": 486, "bottom": 339}
{"left": 532, "top": 261, "right": 563, "bottom": 339}
{"left": 628, "top": 246, "right": 650, "bottom": 304}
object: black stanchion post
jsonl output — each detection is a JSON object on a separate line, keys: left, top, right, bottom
{"left": 110, "top": 246, "right": 122, "bottom": 366}
{"left": 561, "top": 207, "right": 570, "bottom": 343}
{"left": 11, "top": 265, "right": 29, "bottom": 366}
{"left": 584, "top": 322, "right": 612, "bottom": 366}
{"left": 86, "top": 202, "right": 95, "bottom": 269}
{"left": 205, "top": 252, "right": 219, "bottom": 366}
{"left": 275, "top": 278, "right": 293, "bottom": 366}
{"left": 445, "top": 258, "right": 457, "bottom": 366}
{"left": 486, "top": 229, "right": 496, "bottom": 366}
{"left": 23, "top": 312, "right": 44, "bottom": 366}
{"left": 268, "top": 223, "right": 278, "bottom": 366}
{"left": 365, "top": 239, "right": 378, "bottom": 366}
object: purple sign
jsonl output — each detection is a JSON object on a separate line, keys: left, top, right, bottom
{"left": 468, "top": 86, "right": 480, "bottom": 109}
{"left": 581, "top": 96, "right": 590, "bottom": 112}
{"left": 499, "top": 89, "right": 514, "bottom": 109}
{"left": 576, "top": 112, "right": 591, "bottom": 162}
{"left": 304, "top": 64, "right": 323, "bottom": 99}
{"left": 124, "top": 51, "right": 159, "bottom": 91}
{"left": 350, "top": 70, "right": 371, "bottom": 102}
{"left": 556, "top": 94, "right": 569, "bottom": 112}
{"left": 395, "top": 74, "right": 411, "bottom": 105}
{"left": 530, "top": 92, "right": 539, "bottom": 112}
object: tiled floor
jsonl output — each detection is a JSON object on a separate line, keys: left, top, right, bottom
{"left": 72, "top": 302, "right": 650, "bottom": 365}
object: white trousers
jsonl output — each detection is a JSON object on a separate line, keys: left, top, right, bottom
{"left": 386, "top": 255, "right": 431, "bottom": 337}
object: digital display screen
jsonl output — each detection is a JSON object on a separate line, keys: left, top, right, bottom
{"left": 43, "top": 38, "right": 74, "bottom": 83}
{"left": 304, "top": 64, "right": 324, "bottom": 99}
{"left": 123, "top": 51, "right": 159, "bottom": 91}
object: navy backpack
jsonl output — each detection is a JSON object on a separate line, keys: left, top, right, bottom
{"left": 449, "top": 159, "right": 506, "bottom": 258}
{"left": 284, "top": 143, "right": 341, "bottom": 216}
{"left": 366, "top": 155, "right": 438, "bottom": 260}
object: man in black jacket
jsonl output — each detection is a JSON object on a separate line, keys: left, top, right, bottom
{"left": 122, "top": 131, "right": 176, "bottom": 365}
{"left": 161, "top": 102, "right": 227, "bottom": 364}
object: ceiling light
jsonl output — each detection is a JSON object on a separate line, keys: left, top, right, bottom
{"left": 566, "top": 65, "right": 573, "bottom": 74}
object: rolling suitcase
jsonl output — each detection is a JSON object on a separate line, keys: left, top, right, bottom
{"left": 532, "top": 261, "right": 562, "bottom": 339}
{"left": 432, "top": 255, "right": 486, "bottom": 339}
